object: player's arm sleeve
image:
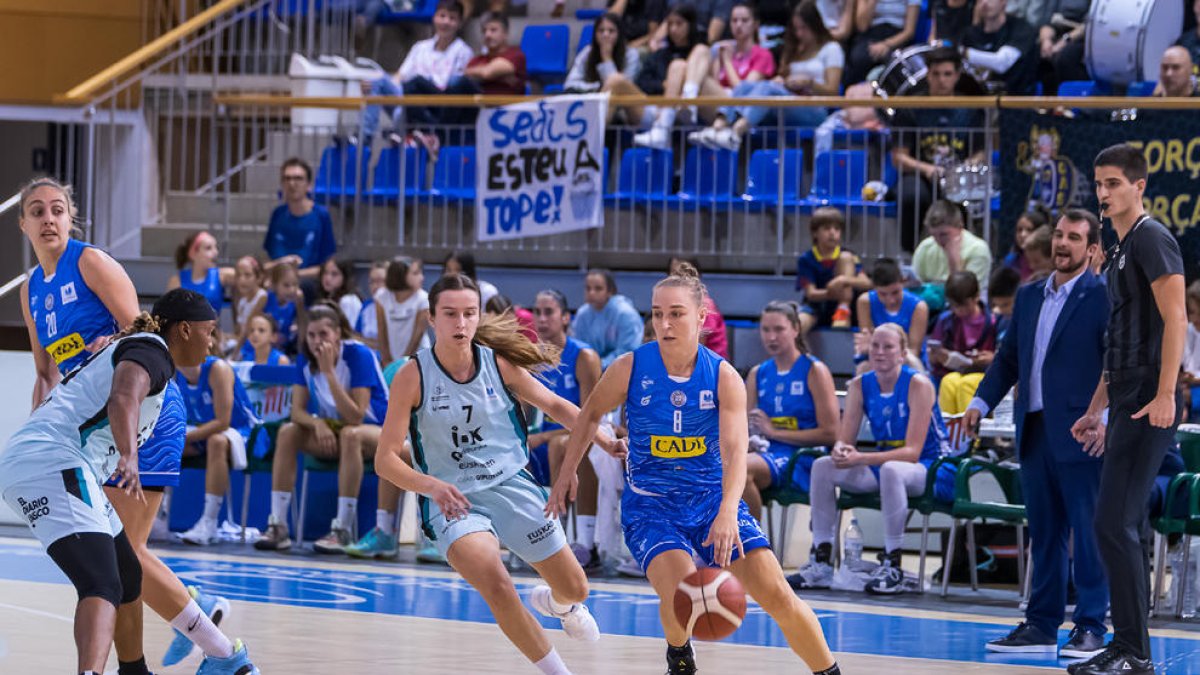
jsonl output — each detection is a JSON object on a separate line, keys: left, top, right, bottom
{"left": 1141, "top": 225, "right": 1186, "bottom": 281}
{"left": 112, "top": 338, "right": 175, "bottom": 395}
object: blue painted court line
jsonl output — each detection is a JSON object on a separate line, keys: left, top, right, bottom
{"left": 0, "top": 543, "right": 1196, "bottom": 672}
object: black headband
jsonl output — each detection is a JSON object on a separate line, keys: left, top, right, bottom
{"left": 152, "top": 288, "right": 218, "bottom": 322}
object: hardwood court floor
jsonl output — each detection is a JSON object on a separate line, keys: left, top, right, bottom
{"left": 0, "top": 538, "right": 1196, "bottom": 674}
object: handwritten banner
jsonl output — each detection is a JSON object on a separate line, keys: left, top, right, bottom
{"left": 476, "top": 93, "right": 607, "bottom": 241}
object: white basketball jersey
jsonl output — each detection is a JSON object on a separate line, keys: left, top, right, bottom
{"left": 0, "top": 333, "right": 168, "bottom": 489}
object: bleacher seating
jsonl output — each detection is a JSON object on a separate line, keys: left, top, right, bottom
{"left": 667, "top": 147, "right": 740, "bottom": 210}
{"left": 577, "top": 23, "right": 593, "bottom": 56}
{"left": 422, "top": 145, "right": 476, "bottom": 203}
{"left": 605, "top": 147, "right": 674, "bottom": 206}
{"left": 313, "top": 143, "right": 371, "bottom": 205}
{"left": 367, "top": 145, "right": 427, "bottom": 204}
{"left": 1058, "top": 80, "right": 1109, "bottom": 97}
{"left": 521, "top": 24, "right": 571, "bottom": 84}
{"left": 377, "top": 0, "right": 436, "bottom": 23}
{"left": 1128, "top": 81, "right": 1158, "bottom": 97}
{"left": 739, "top": 148, "right": 805, "bottom": 211}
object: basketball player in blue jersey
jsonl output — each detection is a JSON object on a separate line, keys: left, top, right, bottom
{"left": 798, "top": 323, "right": 950, "bottom": 595}
{"left": 17, "top": 181, "right": 246, "bottom": 675}
{"left": 0, "top": 289, "right": 258, "bottom": 675}
{"left": 550, "top": 264, "right": 840, "bottom": 675}
{"left": 375, "top": 274, "right": 624, "bottom": 675}
{"left": 743, "top": 301, "right": 839, "bottom": 521}
{"left": 529, "top": 290, "right": 605, "bottom": 569}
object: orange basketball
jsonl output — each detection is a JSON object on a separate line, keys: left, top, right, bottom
{"left": 673, "top": 567, "right": 747, "bottom": 641}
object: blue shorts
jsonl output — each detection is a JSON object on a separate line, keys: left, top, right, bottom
{"left": 621, "top": 489, "right": 769, "bottom": 573}
{"left": 528, "top": 443, "right": 551, "bottom": 486}
{"left": 106, "top": 381, "right": 186, "bottom": 489}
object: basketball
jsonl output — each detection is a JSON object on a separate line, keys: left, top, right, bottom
{"left": 673, "top": 568, "right": 748, "bottom": 641}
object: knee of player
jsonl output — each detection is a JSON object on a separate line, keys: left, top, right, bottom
{"left": 276, "top": 422, "right": 302, "bottom": 448}
{"left": 207, "top": 432, "right": 230, "bottom": 455}
{"left": 338, "top": 424, "right": 362, "bottom": 446}
{"left": 558, "top": 569, "right": 590, "bottom": 604}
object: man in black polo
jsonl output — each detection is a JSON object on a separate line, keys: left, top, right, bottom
{"left": 1069, "top": 144, "right": 1187, "bottom": 675}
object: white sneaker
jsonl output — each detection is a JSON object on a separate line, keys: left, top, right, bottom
{"left": 711, "top": 127, "right": 741, "bottom": 151}
{"left": 529, "top": 585, "right": 600, "bottom": 641}
{"left": 687, "top": 127, "right": 720, "bottom": 149}
{"left": 180, "top": 518, "right": 219, "bottom": 546}
{"left": 633, "top": 126, "right": 670, "bottom": 150}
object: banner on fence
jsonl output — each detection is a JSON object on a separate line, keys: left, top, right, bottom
{"left": 999, "top": 109, "right": 1200, "bottom": 279}
{"left": 475, "top": 93, "right": 607, "bottom": 242}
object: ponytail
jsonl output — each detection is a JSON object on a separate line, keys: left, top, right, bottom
{"left": 475, "top": 310, "right": 560, "bottom": 372}
{"left": 114, "top": 312, "right": 163, "bottom": 339}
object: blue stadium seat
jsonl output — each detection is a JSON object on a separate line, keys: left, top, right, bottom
{"left": 522, "top": 24, "right": 571, "bottom": 83}
{"left": 543, "top": 83, "right": 564, "bottom": 94}
{"left": 739, "top": 149, "right": 805, "bottom": 211}
{"left": 367, "top": 145, "right": 427, "bottom": 204}
{"left": 577, "top": 23, "right": 593, "bottom": 55}
{"left": 576, "top": 8, "right": 604, "bottom": 20}
{"left": 1058, "top": 80, "right": 1107, "bottom": 97}
{"left": 605, "top": 148, "right": 674, "bottom": 206}
{"left": 313, "top": 143, "right": 371, "bottom": 204}
{"left": 667, "top": 147, "right": 739, "bottom": 210}
{"left": 422, "top": 146, "right": 476, "bottom": 203}
{"left": 806, "top": 149, "right": 895, "bottom": 215}
{"left": 377, "top": 0, "right": 436, "bottom": 23}
{"left": 1128, "top": 81, "right": 1157, "bottom": 97}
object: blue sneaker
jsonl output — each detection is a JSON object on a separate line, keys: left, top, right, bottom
{"left": 162, "top": 586, "right": 231, "bottom": 666}
{"left": 345, "top": 527, "right": 399, "bottom": 559}
{"left": 195, "top": 639, "right": 259, "bottom": 675}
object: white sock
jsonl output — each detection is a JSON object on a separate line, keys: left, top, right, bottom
{"left": 270, "top": 491, "right": 292, "bottom": 523}
{"left": 202, "top": 494, "right": 223, "bottom": 523}
{"left": 158, "top": 488, "right": 172, "bottom": 519}
{"left": 169, "top": 600, "right": 234, "bottom": 659}
{"left": 337, "top": 497, "right": 358, "bottom": 528}
{"left": 534, "top": 647, "right": 572, "bottom": 675}
{"left": 575, "top": 516, "right": 596, "bottom": 549}
{"left": 656, "top": 107, "right": 676, "bottom": 129}
{"left": 682, "top": 82, "right": 699, "bottom": 99}
{"left": 376, "top": 509, "right": 395, "bottom": 536}
{"left": 547, "top": 592, "right": 575, "bottom": 616}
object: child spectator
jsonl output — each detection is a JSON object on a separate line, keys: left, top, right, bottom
{"left": 988, "top": 266, "right": 1021, "bottom": 343}
{"left": 356, "top": 261, "right": 389, "bottom": 345}
{"left": 572, "top": 269, "right": 644, "bottom": 367}
{"left": 485, "top": 294, "right": 538, "bottom": 343}
{"left": 1023, "top": 225, "right": 1054, "bottom": 283}
{"left": 168, "top": 231, "right": 235, "bottom": 316}
{"left": 317, "top": 258, "right": 364, "bottom": 329}
{"left": 856, "top": 257, "right": 928, "bottom": 357}
{"left": 376, "top": 256, "right": 430, "bottom": 366}
{"left": 564, "top": 13, "right": 642, "bottom": 94}
{"left": 263, "top": 158, "right": 337, "bottom": 280}
{"left": 231, "top": 256, "right": 268, "bottom": 353}
{"left": 929, "top": 271, "right": 997, "bottom": 414}
{"left": 669, "top": 257, "right": 728, "bottom": 358}
{"left": 796, "top": 207, "right": 869, "bottom": 332}
{"left": 464, "top": 13, "right": 527, "bottom": 98}
{"left": 443, "top": 250, "right": 499, "bottom": 306}
{"left": 265, "top": 262, "right": 304, "bottom": 355}
{"left": 1002, "top": 206, "right": 1051, "bottom": 282}
{"left": 241, "top": 314, "right": 291, "bottom": 366}
{"left": 177, "top": 355, "right": 262, "bottom": 545}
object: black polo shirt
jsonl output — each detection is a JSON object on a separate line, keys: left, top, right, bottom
{"left": 1104, "top": 216, "right": 1184, "bottom": 372}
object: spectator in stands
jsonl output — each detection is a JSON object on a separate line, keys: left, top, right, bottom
{"left": 669, "top": 257, "right": 728, "bottom": 358}
{"left": 376, "top": 256, "right": 430, "bottom": 366}
{"left": 442, "top": 251, "right": 499, "bottom": 305}
{"left": 688, "top": 0, "right": 843, "bottom": 149}
{"left": 702, "top": 3, "right": 776, "bottom": 97}
{"left": 607, "top": 0, "right": 668, "bottom": 48}
{"left": 929, "top": 270, "right": 997, "bottom": 414}
{"left": 264, "top": 158, "right": 337, "bottom": 281}
{"left": 1002, "top": 205, "right": 1051, "bottom": 281}
{"left": 856, "top": 257, "right": 929, "bottom": 358}
{"left": 890, "top": 48, "right": 986, "bottom": 252}
{"left": 1154, "top": 46, "right": 1200, "bottom": 97}
{"left": 743, "top": 301, "right": 839, "bottom": 521}
{"left": 255, "top": 303, "right": 390, "bottom": 554}
{"left": 1023, "top": 224, "right": 1054, "bottom": 283}
{"left": 564, "top": 14, "right": 642, "bottom": 94}
{"left": 355, "top": 261, "right": 389, "bottom": 347}
{"left": 790, "top": 322, "right": 949, "bottom": 594}
{"left": 842, "top": 0, "right": 921, "bottom": 87}
{"left": 912, "top": 200, "right": 993, "bottom": 292}
{"left": 572, "top": 269, "right": 644, "bottom": 367}
{"left": 931, "top": 0, "right": 975, "bottom": 45}
{"left": 645, "top": 0, "right": 735, "bottom": 44}
{"left": 1180, "top": 281, "right": 1200, "bottom": 417}
{"left": 796, "top": 207, "right": 870, "bottom": 332}
{"left": 264, "top": 262, "right": 304, "bottom": 355}
{"left": 962, "top": 0, "right": 1039, "bottom": 94}
{"left": 177, "top": 354, "right": 261, "bottom": 546}
{"left": 608, "top": 3, "right": 710, "bottom": 149}
{"left": 231, "top": 256, "right": 268, "bottom": 354}
{"left": 988, "top": 266, "right": 1021, "bottom": 342}
{"left": 316, "top": 258, "right": 364, "bottom": 330}
{"left": 463, "top": 13, "right": 528, "bottom": 97}
{"left": 1035, "top": 0, "right": 1090, "bottom": 95}
{"left": 241, "top": 314, "right": 290, "bottom": 366}
{"left": 168, "top": 231, "right": 234, "bottom": 317}
{"left": 816, "top": 0, "right": 855, "bottom": 42}
{"left": 359, "top": 0, "right": 473, "bottom": 145}
{"left": 485, "top": 294, "right": 538, "bottom": 343}
{"left": 1176, "top": 0, "right": 1200, "bottom": 66}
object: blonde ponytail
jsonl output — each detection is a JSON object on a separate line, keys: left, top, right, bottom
{"left": 475, "top": 310, "right": 560, "bottom": 372}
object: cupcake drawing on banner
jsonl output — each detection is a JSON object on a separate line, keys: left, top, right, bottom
{"left": 569, "top": 143, "right": 603, "bottom": 224}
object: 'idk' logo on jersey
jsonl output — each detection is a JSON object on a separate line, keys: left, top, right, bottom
{"left": 650, "top": 435, "right": 707, "bottom": 458}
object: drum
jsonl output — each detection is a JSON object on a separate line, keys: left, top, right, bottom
{"left": 940, "top": 162, "right": 991, "bottom": 204}
{"left": 1086, "top": 0, "right": 1183, "bottom": 85}
{"left": 871, "top": 43, "right": 987, "bottom": 119}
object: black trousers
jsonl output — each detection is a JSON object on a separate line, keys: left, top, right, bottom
{"left": 1098, "top": 367, "right": 1178, "bottom": 660}
{"left": 843, "top": 24, "right": 902, "bottom": 88}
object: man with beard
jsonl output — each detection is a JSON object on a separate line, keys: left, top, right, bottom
{"left": 964, "top": 210, "right": 1110, "bottom": 662}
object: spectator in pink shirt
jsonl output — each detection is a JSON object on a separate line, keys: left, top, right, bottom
{"left": 707, "top": 3, "right": 776, "bottom": 93}
{"left": 670, "top": 257, "right": 729, "bottom": 359}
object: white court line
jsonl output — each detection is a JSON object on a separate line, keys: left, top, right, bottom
{"left": 0, "top": 601, "right": 72, "bottom": 623}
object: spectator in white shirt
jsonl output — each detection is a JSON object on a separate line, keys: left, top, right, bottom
{"left": 1182, "top": 281, "right": 1200, "bottom": 384}
{"left": 359, "top": 0, "right": 473, "bottom": 142}
{"left": 564, "top": 13, "right": 642, "bottom": 93}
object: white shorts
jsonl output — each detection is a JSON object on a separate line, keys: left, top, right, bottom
{"left": 188, "top": 426, "right": 249, "bottom": 471}
{"left": 419, "top": 470, "right": 567, "bottom": 564}
{"left": 2, "top": 467, "right": 123, "bottom": 548}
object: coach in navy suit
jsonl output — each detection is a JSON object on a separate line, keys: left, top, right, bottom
{"left": 965, "top": 210, "right": 1110, "bottom": 659}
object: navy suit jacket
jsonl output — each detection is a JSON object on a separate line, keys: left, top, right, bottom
{"left": 974, "top": 270, "right": 1109, "bottom": 464}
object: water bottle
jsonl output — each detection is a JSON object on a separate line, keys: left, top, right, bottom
{"left": 1183, "top": 540, "right": 1200, "bottom": 619}
{"left": 844, "top": 518, "right": 863, "bottom": 569}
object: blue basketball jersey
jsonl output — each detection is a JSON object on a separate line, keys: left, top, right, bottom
{"left": 537, "top": 337, "right": 589, "bottom": 433}
{"left": 179, "top": 266, "right": 224, "bottom": 313}
{"left": 263, "top": 291, "right": 297, "bottom": 342}
{"left": 868, "top": 290, "right": 922, "bottom": 334}
{"left": 135, "top": 379, "right": 186, "bottom": 487}
{"left": 861, "top": 365, "right": 947, "bottom": 467}
{"left": 754, "top": 354, "right": 819, "bottom": 454}
{"left": 237, "top": 341, "right": 285, "bottom": 365}
{"left": 175, "top": 356, "right": 260, "bottom": 431}
{"left": 624, "top": 342, "right": 724, "bottom": 497}
{"left": 28, "top": 238, "right": 119, "bottom": 373}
